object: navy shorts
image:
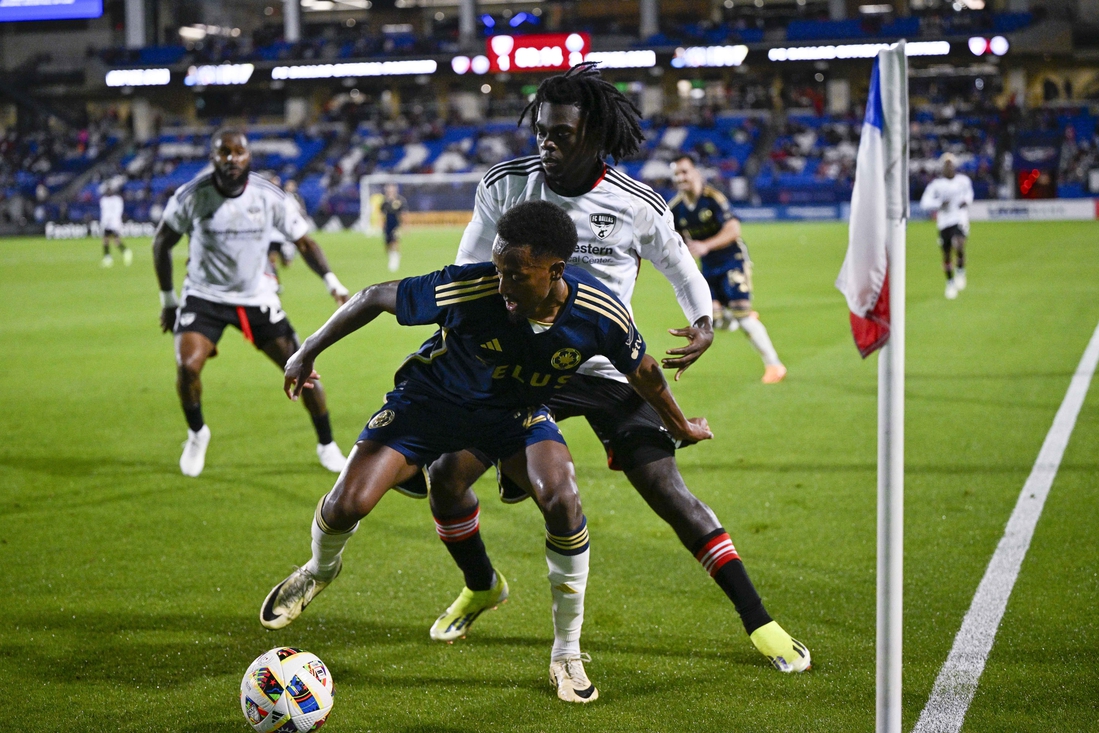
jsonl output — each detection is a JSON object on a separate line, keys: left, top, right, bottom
{"left": 705, "top": 261, "right": 753, "bottom": 308}
{"left": 359, "top": 384, "right": 566, "bottom": 467}
{"left": 384, "top": 225, "right": 399, "bottom": 244}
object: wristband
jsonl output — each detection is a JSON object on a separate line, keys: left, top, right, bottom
{"left": 324, "top": 272, "right": 349, "bottom": 297}
{"left": 160, "top": 290, "right": 179, "bottom": 308}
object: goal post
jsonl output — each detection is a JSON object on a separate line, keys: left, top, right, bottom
{"left": 359, "top": 172, "right": 486, "bottom": 235}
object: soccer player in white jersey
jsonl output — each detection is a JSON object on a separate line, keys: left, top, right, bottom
{"left": 403, "top": 64, "right": 809, "bottom": 677}
{"left": 99, "top": 184, "right": 131, "bottom": 267}
{"left": 152, "top": 128, "right": 352, "bottom": 477}
{"left": 920, "top": 153, "right": 974, "bottom": 300}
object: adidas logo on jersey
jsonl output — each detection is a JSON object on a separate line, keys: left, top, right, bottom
{"left": 481, "top": 338, "right": 502, "bottom": 352}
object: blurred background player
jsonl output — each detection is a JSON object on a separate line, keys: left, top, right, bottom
{"left": 152, "top": 128, "right": 351, "bottom": 477}
{"left": 98, "top": 183, "right": 130, "bottom": 267}
{"left": 920, "top": 153, "right": 974, "bottom": 300}
{"left": 381, "top": 183, "right": 405, "bottom": 272}
{"left": 670, "top": 154, "right": 786, "bottom": 384}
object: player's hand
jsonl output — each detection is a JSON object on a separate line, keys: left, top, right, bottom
{"left": 332, "top": 291, "right": 350, "bottom": 306}
{"left": 686, "top": 239, "right": 707, "bottom": 259}
{"left": 671, "top": 417, "right": 713, "bottom": 445}
{"left": 160, "top": 307, "right": 178, "bottom": 333}
{"left": 284, "top": 346, "right": 320, "bottom": 400}
{"left": 663, "top": 319, "right": 714, "bottom": 381}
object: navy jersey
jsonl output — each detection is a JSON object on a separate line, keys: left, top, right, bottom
{"left": 669, "top": 185, "right": 743, "bottom": 277}
{"left": 381, "top": 197, "right": 405, "bottom": 231}
{"left": 394, "top": 262, "right": 646, "bottom": 410}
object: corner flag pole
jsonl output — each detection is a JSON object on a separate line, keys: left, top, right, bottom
{"left": 877, "top": 42, "right": 908, "bottom": 733}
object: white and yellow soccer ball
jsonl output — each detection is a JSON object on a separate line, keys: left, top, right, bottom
{"left": 240, "top": 647, "right": 334, "bottom": 732}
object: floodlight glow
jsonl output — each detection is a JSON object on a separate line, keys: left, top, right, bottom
{"left": 470, "top": 55, "right": 491, "bottom": 74}
{"left": 271, "top": 60, "right": 438, "bottom": 80}
{"left": 184, "top": 64, "right": 254, "bottom": 87}
{"left": 968, "top": 37, "right": 988, "bottom": 55}
{"left": 989, "top": 36, "right": 1009, "bottom": 55}
{"left": 670, "top": 45, "right": 749, "bottom": 68}
{"left": 451, "top": 56, "right": 472, "bottom": 74}
{"left": 585, "top": 50, "right": 657, "bottom": 69}
{"left": 105, "top": 68, "right": 171, "bottom": 87}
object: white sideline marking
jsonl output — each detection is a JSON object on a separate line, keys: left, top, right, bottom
{"left": 913, "top": 319, "right": 1099, "bottom": 733}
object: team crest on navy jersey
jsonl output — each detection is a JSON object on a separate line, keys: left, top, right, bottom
{"left": 551, "top": 348, "right": 582, "bottom": 370}
{"left": 588, "top": 213, "right": 617, "bottom": 240}
{"left": 368, "top": 409, "right": 395, "bottom": 428}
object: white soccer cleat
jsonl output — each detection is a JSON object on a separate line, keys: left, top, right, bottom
{"left": 317, "top": 442, "right": 346, "bottom": 473}
{"left": 260, "top": 560, "right": 341, "bottom": 630}
{"left": 945, "top": 280, "right": 958, "bottom": 300}
{"left": 955, "top": 269, "right": 966, "bottom": 291}
{"left": 549, "top": 654, "right": 599, "bottom": 703}
{"left": 100, "top": 254, "right": 114, "bottom": 268}
{"left": 122, "top": 249, "right": 133, "bottom": 266}
{"left": 180, "top": 425, "right": 211, "bottom": 477}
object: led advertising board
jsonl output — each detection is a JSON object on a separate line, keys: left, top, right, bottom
{"left": 0, "top": 0, "right": 102, "bottom": 22}
{"left": 485, "top": 33, "right": 591, "bottom": 73}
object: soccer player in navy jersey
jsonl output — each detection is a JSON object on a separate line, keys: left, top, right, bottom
{"left": 670, "top": 154, "right": 786, "bottom": 384}
{"left": 406, "top": 64, "right": 809, "bottom": 675}
{"left": 259, "top": 200, "right": 712, "bottom": 703}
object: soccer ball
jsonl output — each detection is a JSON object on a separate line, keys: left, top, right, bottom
{"left": 240, "top": 647, "right": 334, "bottom": 732}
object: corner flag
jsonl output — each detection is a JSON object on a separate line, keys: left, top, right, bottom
{"left": 836, "top": 47, "right": 909, "bottom": 357}
{"left": 835, "top": 42, "right": 909, "bottom": 733}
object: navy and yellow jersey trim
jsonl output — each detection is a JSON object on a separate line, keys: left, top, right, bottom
{"left": 483, "top": 155, "right": 542, "bottom": 188}
{"left": 546, "top": 517, "right": 590, "bottom": 556}
{"left": 315, "top": 493, "right": 356, "bottom": 535}
{"left": 574, "top": 283, "right": 633, "bottom": 338}
{"left": 702, "top": 184, "right": 732, "bottom": 210}
{"left": 434, "top": 275, "right": 498, "bottom": 306}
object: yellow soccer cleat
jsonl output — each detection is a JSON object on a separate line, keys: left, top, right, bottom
{"left": 750, "top": 621, "right": 811, "bottom": 673}
{"left": 429, "top": 573, "right": 508, "bottom": 642}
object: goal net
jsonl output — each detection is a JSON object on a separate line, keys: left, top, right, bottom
{"left": 359, "top": 172, "right": 485, "bottom": 235}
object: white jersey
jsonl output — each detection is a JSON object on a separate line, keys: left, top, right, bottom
{"left": 99, "top": 194, "right": 124, "bottom": 231}
{"left": 456, "top": 156, "right": 712, "bottom": 382}
{"left": 163, "top": 172, "right": 308, "bottom": 307}
{"left": 920, "top": 174, "right": 974, "bottom": 231}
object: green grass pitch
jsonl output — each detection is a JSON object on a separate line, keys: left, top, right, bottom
{"left": 2, "top": 221, "right": 1097, "bottom": 732}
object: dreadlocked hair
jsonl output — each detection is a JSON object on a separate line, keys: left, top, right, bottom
{"left": 519, "top": 61, "right": 645, "bottom": 163}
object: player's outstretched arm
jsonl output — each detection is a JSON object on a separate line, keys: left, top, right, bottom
{"left": 284, "top": 281, "right": 399, "bottom": 399}
{"left": 151, "top": 222, "right": 184, "bottom": 333}
{"left": 687, "top": 218, "right": 741, "bottom": 259}
{"left": 294, "top": 234, "right": 350, "bottom": 305}
{"left": 626, "top": 354, "right": 713, "bottom": 444}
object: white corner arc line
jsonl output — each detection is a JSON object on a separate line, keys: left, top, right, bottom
{"left": 913, "top": 318, "right": 1099, "bottom": 733}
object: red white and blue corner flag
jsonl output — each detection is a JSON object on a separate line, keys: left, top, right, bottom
{"left": 836, "top": 44, "right": 909, "bottom": 357}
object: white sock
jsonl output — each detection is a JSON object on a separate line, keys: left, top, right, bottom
{"left": 546, "top": 521, "right": 590, "bottom": 660}
{"left": 304, "top": 495, "right": 358, "bottom": 577}
{"left": 387, "top": 250, "right": 400, "bottom": 272}
{"left": 738, "top": 316, "right": 781, "bottom": 367}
